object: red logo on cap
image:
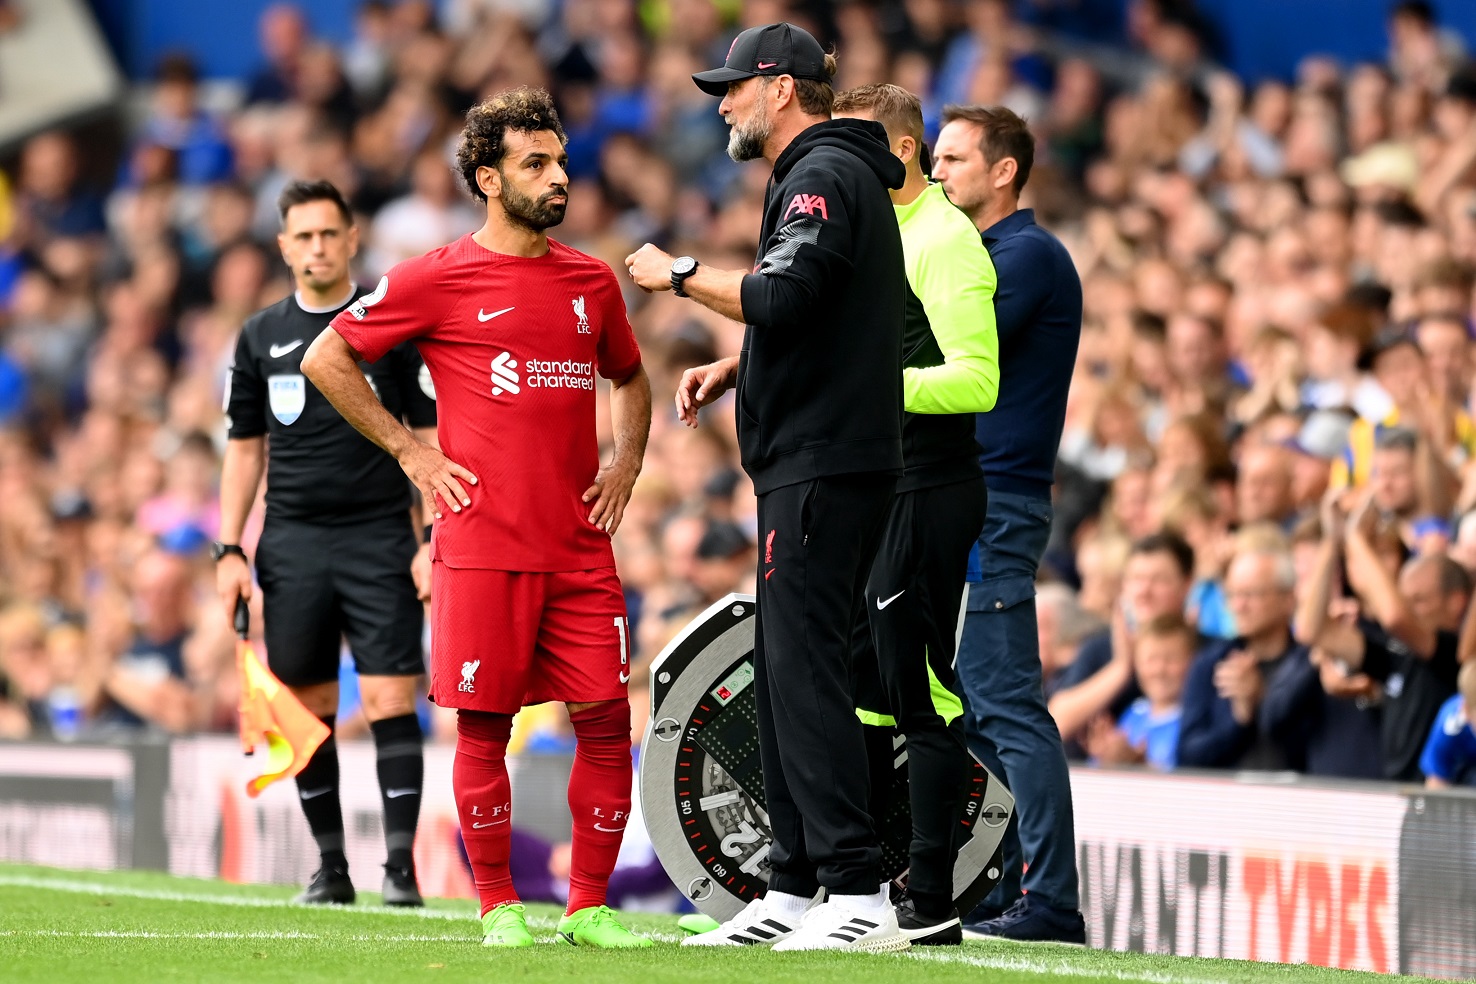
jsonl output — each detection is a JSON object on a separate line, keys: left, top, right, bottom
{"left": 757, "top": 62, "right": 778, "bottom": 69}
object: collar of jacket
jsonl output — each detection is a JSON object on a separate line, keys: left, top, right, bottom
{"left": 771, "top": 117, "right": 905, "bottom": 188}
{"left": 982, "top": 207, "right": 1037, "bottom": 244}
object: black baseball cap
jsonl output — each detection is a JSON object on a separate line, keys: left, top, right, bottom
{"left": 692, "top": 23, "right": 830, "bottom": 97}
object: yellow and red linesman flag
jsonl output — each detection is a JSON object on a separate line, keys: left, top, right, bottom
{"left": 234, "top": 598, "right": 329, "bottom": 798}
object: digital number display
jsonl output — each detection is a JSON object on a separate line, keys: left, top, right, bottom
{"left": 711, "top": 661, "right": 754, "bottom": 706}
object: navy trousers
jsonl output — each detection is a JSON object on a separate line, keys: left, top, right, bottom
{"left": 955, "top": 490, "right": 1080, "bottom": 912}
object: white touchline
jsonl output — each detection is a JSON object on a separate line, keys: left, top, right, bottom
{"left": 905, "top": 948, "right": 1233, "bottom": 984}
{"left": 0, "top": 873, "right": 683, "bottom": 943}
{"left": 0, "top": 874, "right": 472, "bottom": 922}
{"left": 0, "top": 930, "right": 468, "bottom": 942}
{"left": 0, "top": 875, "right": 1238, "bottom": 970}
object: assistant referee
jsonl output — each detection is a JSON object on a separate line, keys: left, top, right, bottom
{"left": 833, "top": 83, "right": 999, "bottom": 946}
{"left": 629, "top": 23, "right": 909, "bottom": 952}
{"left": 217, "top": 179, "right": 437, "bottom": 907}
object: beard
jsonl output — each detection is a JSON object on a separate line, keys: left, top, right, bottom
{"left": 500, "top": 177, "right": 567, "bottom": 231}
{"left": 726, "top": 105, "right": 772, "bottom": 163}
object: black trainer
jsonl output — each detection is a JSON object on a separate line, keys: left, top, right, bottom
{"left": 381, "top": 863, "right": 424, "bottom": 907}
{"left": 894, "top": 896, "right": 962, "bottom": 946}
{"left": 294, "top": 865, "right": 355, "bottom": 905}
{"left": 963, "top": 898, "right": 1010, "bottom": 925}
{"left": 963, "top": 896, "right": 1086, "bottom": 945}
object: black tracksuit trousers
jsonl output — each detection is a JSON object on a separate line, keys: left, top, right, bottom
{"left": 854, "top": 477, "right": 989, "bottom": 917}
{"left": 754, "top": 472, "right": 896, "bottom": 897}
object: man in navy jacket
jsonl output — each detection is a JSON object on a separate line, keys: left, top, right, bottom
{"left": 1178, "top": 548, "right": 1306, "bottom": 769}
{"left": 931, "top": 105, "right": 1084, "bottom": 944}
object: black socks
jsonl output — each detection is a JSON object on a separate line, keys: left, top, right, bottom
{"left": 371, "top": 713, "right": 424, "bottom": 870}
{"left": 294, "top": 715, "right": 346, "bottom": 869}
{"left": 294, "top": 712, "right": 425, "bottom": 872}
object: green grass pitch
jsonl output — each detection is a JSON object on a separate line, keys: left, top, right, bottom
{"left": 0, "top": 863, "right": 1445, "bottom": 984}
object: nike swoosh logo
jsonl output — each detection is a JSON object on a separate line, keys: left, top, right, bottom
{"left": 876, "top": 590, "right": 906, "bottom": 610}
{"left": 757, "top": 62, "right": 778, "bottom": 69}
{"left": 593, "top": 823, "right": 626, "bottom": 833}
{"left": 269, "top": 340, "right": 305, "bottom": 358}
{"left": 619, "top": 671, "right": 630, "bottom": 684}
{"left": 478, "top": 306, "right": 515, "bottom": 322}
{"left": 471, "top": 820, "right": 508, "bottom": 828}
{"left": 386, "top": 788, "right": 419, "bottom": 799}
{"left": 299, "top": 787, "right": 332, "bottom": 800}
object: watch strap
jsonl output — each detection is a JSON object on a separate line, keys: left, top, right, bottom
{"left": 212, "top": 543, "right": 247, "bottom": 563}
{"left": 671, "top": 257, "right": 698, "bottom": 298}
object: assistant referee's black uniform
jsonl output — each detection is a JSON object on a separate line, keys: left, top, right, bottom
{"left": 734, "top": 117, "right": 907, "bottom": 900}
{"left": 226, "top": 288, "right": 435, "bottom": 896}
{"left": 228, "top": 293, "right": 434, "bottom": 679}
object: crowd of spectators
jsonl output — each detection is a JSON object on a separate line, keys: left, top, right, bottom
{"left": 0, "top": 0, "right": 1475, "bottom": 787}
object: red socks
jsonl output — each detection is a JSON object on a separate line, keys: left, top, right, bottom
{"left": 453, "top": 710, "right": 516, "bottom": 916}
{"left": 455, "top": 703, "right": 633, "bottom": 917}
{"left": 565, "top": 700, "right": 634, "bottom": 914}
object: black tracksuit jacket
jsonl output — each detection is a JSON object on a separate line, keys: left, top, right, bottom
{"left": 736, "top": 118, "right": 907, "bottom": 495}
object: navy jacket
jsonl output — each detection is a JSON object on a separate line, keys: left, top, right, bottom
{"left": 1259, "top": 649, "right": 1384, "bottom": 779}
{"left": 1177, "top": 636, "right": 1307, "bottom": 770}
{"left": 973, "top": 209, "right": 1082, "bottom": 498}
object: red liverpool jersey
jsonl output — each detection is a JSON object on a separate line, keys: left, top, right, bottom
{"left": 331, "top": 234, "right": 642, "bottom": 572}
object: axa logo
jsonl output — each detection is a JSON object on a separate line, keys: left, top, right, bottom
{"left": 490, "top": 352, "right": 520, "bottom": 396}
{"left": 784, "top": 193, "right": 828, "bottom": 220}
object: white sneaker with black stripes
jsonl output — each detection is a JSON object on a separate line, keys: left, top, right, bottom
{"left": 680, "top": 897, "right": 804, "bottom": 947}
{"left": 771, "top": 899, "right": 910, "bottom": 952}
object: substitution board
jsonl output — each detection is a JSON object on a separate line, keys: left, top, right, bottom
{"left": 640, "top": 594, "right": 1016, "bottom": 921}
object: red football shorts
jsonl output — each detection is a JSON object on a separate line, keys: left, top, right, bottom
{"left": 429, "top": 563, "right": 631, "bottom": 714}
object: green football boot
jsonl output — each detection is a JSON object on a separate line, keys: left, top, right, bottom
{"left": 481, "top": 902, "right": 535, "bottom": 948}
{"left": 556, "top": 905, "right": 653, "bottom": 948}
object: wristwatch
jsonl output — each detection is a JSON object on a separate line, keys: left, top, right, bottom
{"left": 671, "top": 256, "right": 699, "bottom": 297}
{"left": 210, "top": 542, "right": 247, "bottom": 563}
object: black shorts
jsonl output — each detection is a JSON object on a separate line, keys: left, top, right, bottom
{"left": 852, "top": 477, "right": 988, "bottom": 728}
{"left": 255, "top": 513, "right": 425, "bottom": 687}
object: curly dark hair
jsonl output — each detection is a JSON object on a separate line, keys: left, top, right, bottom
{"left": 455, "top": 87, "right": 567, "bottom": 203}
